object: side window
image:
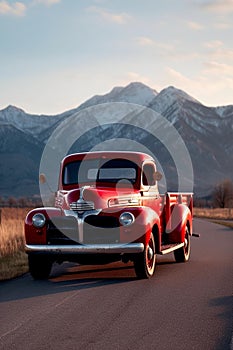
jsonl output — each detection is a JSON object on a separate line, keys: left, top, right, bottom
{"left": 142, "top": 163, "right": 156, "bottom": 186}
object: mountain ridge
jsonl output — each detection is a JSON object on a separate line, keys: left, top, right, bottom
{"left": 0, "top": 82, "right": 232, "bottom": 198}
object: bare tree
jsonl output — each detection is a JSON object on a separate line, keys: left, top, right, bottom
{"left": 212, "top": 179, "right": 233, "bottom": 208}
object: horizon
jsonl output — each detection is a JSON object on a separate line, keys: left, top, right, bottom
{"left": 0, "top": 0, "right": 232, "bottom": 114}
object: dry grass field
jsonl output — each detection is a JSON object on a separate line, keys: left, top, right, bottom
{"left": 0, "top": 208, "right": 30, "bottom": 280}
{"left": 194, "top": 208, "right": 233, "bottom": 219}
{"left": 194, "top": 208, "right": 233, "bottom": 229}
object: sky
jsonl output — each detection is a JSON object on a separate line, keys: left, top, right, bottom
{"left": 0, "top": 0, "right": 233, "bottom": 115}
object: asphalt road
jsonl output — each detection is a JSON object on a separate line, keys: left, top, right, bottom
{"left": 0, "top": 219, "right": 232, "bottom": 350}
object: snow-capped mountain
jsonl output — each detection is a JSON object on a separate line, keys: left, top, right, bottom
{"left": 78, "top": 82, "right": 158, "bottom": 108}
{"left": 0, "top": 82, "right": 232, "bottom": 198}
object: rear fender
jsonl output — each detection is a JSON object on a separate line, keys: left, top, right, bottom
{"left": 166, "top": 204, "right": 192, "bottom": 243}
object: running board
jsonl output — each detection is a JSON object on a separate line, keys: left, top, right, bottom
{"left": 159, "top": 243, "right": 184, "bottom": 255}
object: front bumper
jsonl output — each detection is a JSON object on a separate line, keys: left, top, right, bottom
{"left": 25, "top": 243, "right": 144, "bottom": 255}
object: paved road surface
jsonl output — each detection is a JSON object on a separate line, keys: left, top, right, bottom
{"left": 0, "top": 219, "right": 232, "bottom": 350}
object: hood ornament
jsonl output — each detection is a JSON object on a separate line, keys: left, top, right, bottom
{"left": 78, "top": 186, "right": 92, "bottom": 201}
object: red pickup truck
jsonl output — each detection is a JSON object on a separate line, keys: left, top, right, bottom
{"left": 25, "top": 151, "right": 194, "bottom": 279}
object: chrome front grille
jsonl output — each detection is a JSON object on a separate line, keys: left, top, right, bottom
{"left": 70, "top": 200, "right": 95, "bottom": 212}
{"left": 47, "top": 217, "right": 78, "bottom": 245}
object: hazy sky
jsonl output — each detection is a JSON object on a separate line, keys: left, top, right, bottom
{"left": 0, "top": 0, "right": 232, "bottom": 114}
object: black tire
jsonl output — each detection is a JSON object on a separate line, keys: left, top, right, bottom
{"left": 28, "top": 255, "right": 52, "bottom": 280}
{"left": 134, "top": 232, "right": 156, "bottom": 279}
{"left": 174, "top": 225, "right": 191, "bottom": 263}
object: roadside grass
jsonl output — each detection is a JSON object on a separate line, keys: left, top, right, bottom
{"left": 0, "top": 208, "right": 30, "bottom": 281}
{"left": 209, "top": 220, "right": 233, "bottom": 229}
{"left": 193, "top": 207, "right": 233, "bottom": 220}
{"left": 194, "top": 208, "right": 233, "bottom": 229}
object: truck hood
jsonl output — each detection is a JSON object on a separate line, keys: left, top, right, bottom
{"left": 58, "top": 186, "right": 141, "bottom": 211}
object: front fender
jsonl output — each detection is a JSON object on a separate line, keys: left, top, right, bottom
{"left": 25, "top": 207, "right": 62, "bottom": 245}
{"left": 131, "top": 206, "right": 161, "bottom": 247}
{"left": 166, "top": 204, "right": 192, "bottom": 243}
{"left": 103, "top": 206, "right": 161, "bottom": 246}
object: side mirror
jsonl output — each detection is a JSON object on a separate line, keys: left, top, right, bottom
{"left": 154, "top": 171, "right": 162, "bottom": 181}
{"left": 143, "top": 164, "right": 162, "bottom": 186}
{"left": 39, "top": 173, "right": 47, "bottom": 184}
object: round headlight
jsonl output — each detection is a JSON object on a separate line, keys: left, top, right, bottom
{"left": 32, "top": 213, "right": 46, "bottom": 228}
{"left": 119, "top": 212, "right": 135, "bottom": 226}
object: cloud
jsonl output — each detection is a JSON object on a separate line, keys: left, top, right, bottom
{"left": 166, "top": 68, "right": 191, "bottom": 85}
{"left": 204, "top": 40, "right": 223, "bottom": 49}
{"left": 214, "top": 21, "right": 232, "bottom": 29}
{"left": 33, "top": 0, "right": 60, "bottom": 5}
{"left": 198, "top": 0, "right": 233, "bottom": 13}
{"left": 186, "top": 21, "right": 204, "bottom": 30}
{"left": 204, "top": 41, "right": 233, "bottom": 61}
{"left": 87, "top": 6, "right": 131, "bottom": 24}
{"left": 165, "top": 65, "right": 233, "bottom": 105}
{"left": 0, "top": 0, "right": 60, "bottom": 16}
{"left": 203, "top": 61, "right": 233, "bottom": 76}
{"left": 136, "top": 38, "right": 202, "bottom": 63}
{"left": 136, "top": 36, "right": 175, "bottom": 54}
{"left": 0, "top": 1, "right": 26, "bottom": 16}
{"left": 136, "top": 36, "right": 155, "bottom": 47}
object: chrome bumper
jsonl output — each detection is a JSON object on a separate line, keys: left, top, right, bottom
{"left": 25, "top": 243, "right": 144, "bottom": 254}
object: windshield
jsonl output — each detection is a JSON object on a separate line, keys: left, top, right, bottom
{"left": 63, "top": 158, "right": 138, "bottom": 185}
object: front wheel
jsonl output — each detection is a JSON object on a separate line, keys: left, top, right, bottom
{"left": 174, "top": 225, "right": 191, "bottom": 263}
{"left": 28, "top": 255, "right": 52, "bottom": 280}
{"left": 134, "top": 232, "right": 156, "bottom": 279}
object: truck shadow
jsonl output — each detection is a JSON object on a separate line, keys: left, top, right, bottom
{"left": 50, "top": 258, "right": 176, "bottom": 282}
{"left": 0, "top": 259, "right": 176, "bottom": 303}
{"left": 0, "top": 263, "right": 136, "bottom": 303}
{"left": 50, "top": 261, "right": 137, "bottom": 282}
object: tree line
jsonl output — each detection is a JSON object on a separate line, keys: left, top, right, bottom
{"left": 0, "top": 179, "right": 232, "bottom": 208}
{"left": 0, "top": 196, "right": 43, "bottom": 208}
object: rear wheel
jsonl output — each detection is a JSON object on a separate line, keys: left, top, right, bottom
{"left": 28, "top": 255, "right": 52, "bottom": 280}
{"left": 134, "top": 232, "right": 156, "bottom": 279}
{"left": 174, "top": 225, "right": 191, "bottom": 263}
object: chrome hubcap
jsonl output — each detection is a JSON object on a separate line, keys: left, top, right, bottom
{"left": 148, "top": 246, "right": 154, "bottom": 260}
